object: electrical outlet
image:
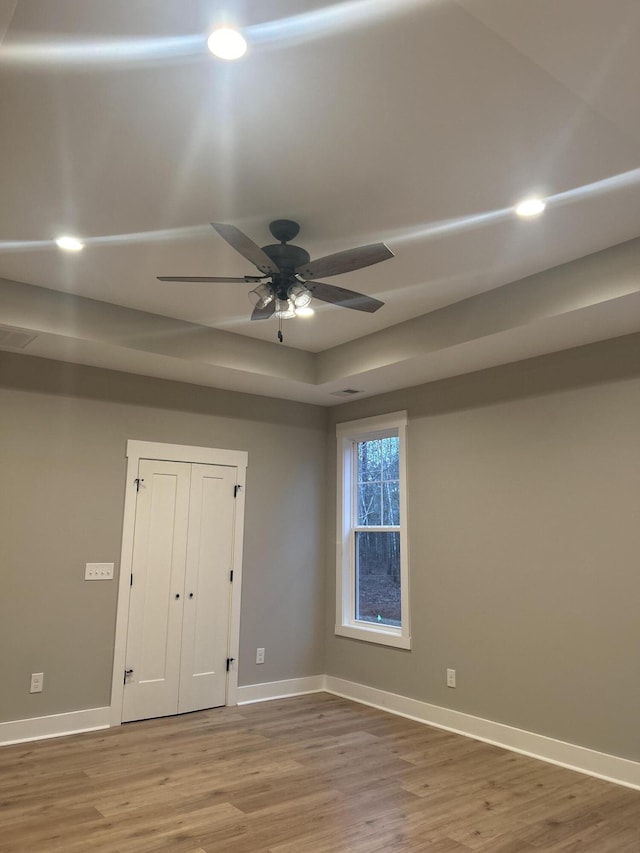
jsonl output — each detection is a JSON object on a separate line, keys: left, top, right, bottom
{"left": 85, "top": 562, "right": 114, "bottom": 580}
{"left": 256, "top": 647, "right": 265, "bottom": 664}
{"left": 30, "top": 672, "right": 44, "bottom": 693}
{"left": 446, "top": 668, "right": 456, "bottom": 688}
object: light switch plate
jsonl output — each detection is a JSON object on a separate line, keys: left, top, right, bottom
{"left": 85, "top": 562, "right": 114, "bottom": 580}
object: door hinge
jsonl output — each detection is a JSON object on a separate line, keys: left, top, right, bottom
{"left": 124, "top": 668, "right": 133, "bottom": 684}
{"left": 130, "top": 573, "right": 133, "bottom": 587}
{"left": 134, "top": 477, "right": 144, "bottom": 492}
{"left": 230, "top": 569, "right": 233, "bottom": 582}
{"left": 233, "top": 484, "right": 242, "bottom": 498}
{"left": 226, "top": 657, "right": 235, "bottom": 672}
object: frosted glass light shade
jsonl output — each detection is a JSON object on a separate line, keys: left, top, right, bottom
{"left": 289, "top": 282, "right": 312, "bottom": 308}
{"left": 249, "top": 284, "right": 274, "bottom": 309}
{"left": 274, "top": 298, "right": 296, "bottom": 319}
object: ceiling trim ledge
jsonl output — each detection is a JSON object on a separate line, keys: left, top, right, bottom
{"left": 316, "top": 237, "right": 640, "bottom": 385}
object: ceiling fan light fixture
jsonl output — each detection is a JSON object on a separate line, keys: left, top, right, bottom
{"left": 207, "top": 27, "right": 247, "bottom": 60}
{"left": 274, "top": 298, "right": 296, "bottom": 319}
{"left": 248, "top": 283, "right": 273, "bottom": 309}
{"left": 289, "top": 282, "right": 312, "bottom": 308}
{"left": 295, "top": 305, "right": 315, "bottom": 317}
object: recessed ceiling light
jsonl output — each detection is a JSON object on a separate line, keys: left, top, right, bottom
{"left": 295, "top": 306, "right": 315, "bottom": 318}
{"left": 207, "top": 27, "right": 247, "bottom": 60}
{"left": 515, "top": 197, "right": 546, "bottom": 217}
{"left": 55, "top": 235, "right": 84, "bottom": 251}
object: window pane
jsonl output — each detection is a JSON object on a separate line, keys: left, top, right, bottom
{"left": 382, "top": 480, "right": 400, "bottom": 526}
{"left": 355, "top": 531, "right": 401, "bottom": 627}
{"left": 381, "top": 436, "right": 399, "bottom": 480}
{"left": 357, "top": 435, "right": 399, "bottom": 526}
{"left": 357, "top": 439, "right": 381, "bottom": 482}
{"left": 358, "top": 482, "right": 381, "bottom": 526}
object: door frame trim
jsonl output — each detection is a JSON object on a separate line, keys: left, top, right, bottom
{"left": 110, "top": 440, "right": 248, "bottom": 726}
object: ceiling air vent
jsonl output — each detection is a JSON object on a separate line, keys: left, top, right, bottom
{"left": 0, "top": 324, "right": 38, "bottom": 350}
{"left": 330, "top": 388, "right": 363, "bottom": 397}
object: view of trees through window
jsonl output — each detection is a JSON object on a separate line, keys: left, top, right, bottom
{"left": 355, "top": 436, "right": 401, "bottom": 626}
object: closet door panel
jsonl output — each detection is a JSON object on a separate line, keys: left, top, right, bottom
{"left": 178, "top": 463, "right": 236, "bottom": 714}
{"left": 122, "top": 460, "right": 191, "bottom": 722}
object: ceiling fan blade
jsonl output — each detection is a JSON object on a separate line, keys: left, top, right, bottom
{"left": 250, "top": 300, "right": 276, "bottom": 321}
{"left": 157, "top": 275, "right": 264, "bottom": 283}
{"left": 211, "top": 223, "right": 280, "bottom": 275}
{"left": 306, "top": 281, "right": 384, "bottom": 313}
{"left": 295, "top": 243, "right": 393, "bottom": 280}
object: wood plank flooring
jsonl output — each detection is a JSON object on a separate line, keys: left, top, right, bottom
{"left": 1, "top": 693, "right": 639, "bottom": 852}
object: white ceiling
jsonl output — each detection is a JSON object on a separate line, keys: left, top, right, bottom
{"left": 1, "top": 0, "right": 639, "bottom": 405}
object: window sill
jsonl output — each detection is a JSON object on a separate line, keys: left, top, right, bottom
{"left": 335, "top": 623, "right": 411, "bottom": 649}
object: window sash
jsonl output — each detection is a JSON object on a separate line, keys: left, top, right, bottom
{"left": 354, "top": 529, "right": 401, "bottom": 627}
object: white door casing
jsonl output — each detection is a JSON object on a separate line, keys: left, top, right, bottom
{"left": 111, "top": 441, "right": 247, "bottom": 726}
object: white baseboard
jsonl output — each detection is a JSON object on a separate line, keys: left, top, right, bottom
{"left": 324, "top": 676, "right": 640, "bottom": 791}
{"left": 236, "top": 675, "right": 325, "bottom": 705}
{"left": 234, "top": 673, "right": 640, "bottom": 789}
{"left": 0, "top": 706, "right": 110, "bottom": 747}
{"left": 3, "top": 680, "right": 638, "bottom": 792}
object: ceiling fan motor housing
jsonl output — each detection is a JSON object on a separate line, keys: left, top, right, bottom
{"left": 259, "top": 219, "right": 309, "bottom": 299}
{"left": 261, "top": 242, "right": 310, "bottom": 271}
{"left": 261, "top": 241, "right": 311, "bottom": 300}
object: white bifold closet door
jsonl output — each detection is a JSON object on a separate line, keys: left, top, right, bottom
{"left": 122, "top": 459, "right": 236, "bottom": 723}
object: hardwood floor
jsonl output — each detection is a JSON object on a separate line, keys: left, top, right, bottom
{"left": 1, "top": 693, "right": 639, "bottom": 852}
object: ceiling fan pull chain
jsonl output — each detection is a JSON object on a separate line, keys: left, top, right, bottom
{"left": 277, "top": 316, "right": 284, "bottom": 343}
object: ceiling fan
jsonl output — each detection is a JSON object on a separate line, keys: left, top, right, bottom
{"left": 158, "top": 219, "right": 393, "bottom": 341}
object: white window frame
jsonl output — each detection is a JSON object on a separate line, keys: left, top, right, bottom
{"left": 335, "top": 411, "right": 410, "bottom": 649}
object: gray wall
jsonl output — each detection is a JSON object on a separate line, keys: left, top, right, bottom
{"left": 3, "top": 333, "right": 640, "bottom": 766}
{"left": 0, "top": 353, "right": 327, "bottom": 723}
{"left": 325, "top": 334, "right": 640, "bottom": 762}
